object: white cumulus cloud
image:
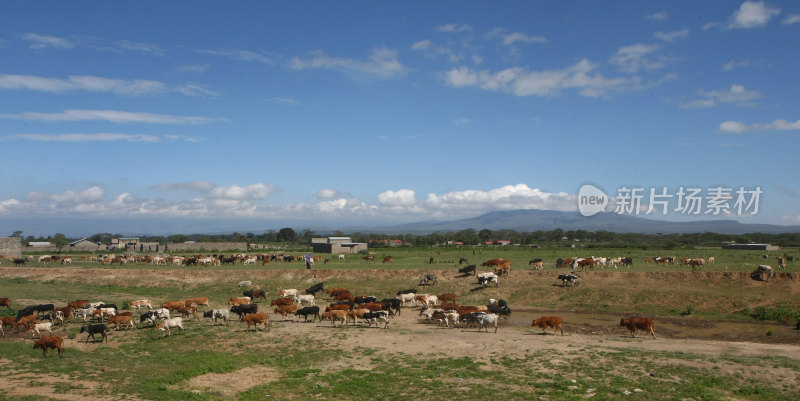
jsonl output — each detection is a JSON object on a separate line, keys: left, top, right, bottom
{"left": 729, "top": 1, "right": 780, "bottom": 29}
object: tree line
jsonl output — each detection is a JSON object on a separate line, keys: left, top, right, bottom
{"left": 12, "top": 228, "right": 800, "bottom": 250}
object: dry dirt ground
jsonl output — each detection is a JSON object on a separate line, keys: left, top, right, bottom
{"left": 1, "top": 266, "right": 799, "bottom": 400}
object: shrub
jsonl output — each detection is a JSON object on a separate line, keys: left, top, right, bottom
{"left": 750, "top": 305, "right": 800, "bottom": 323}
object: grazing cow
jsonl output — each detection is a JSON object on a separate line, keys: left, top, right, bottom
{"left": 243, "top": 289, "right": 267, "bottom": 301}
{"left": 321, "top": 310, "right": 347, "bottom": 327}
{"left": 459, "top": 257, "right": 469, "bottom": 265}
{"left": 294, "top": 294, "right": 316, "bottom": 306}
{"left": 418, "top": 273, "right": 438, "bottom": 286}
{"left": 338, "top": 254, "right": 345, "bottom": 260}
{"left": 107, "top": 315, "right": 135, "bottom": 330}
{"left": 532, "top": 316, "right": 564, "bottom": 335}
{"left": 777, "top": 257, "right": 787, "bottom": 269}
{"left": 278, "top": 289, "right": 299, "bottom": 298}
{"left": 1, "top": 316, "right": 15, "bottom": 335}
{"left": 380, "top": 298, "right": 402, "bottom": 316}
{"left": 481, "top": 259, "right": 505, "bottom": 268}
{"left": 177, "top": 305, "right": 199, "bottom": 321}
{"left": 529, "top": 259, "right": 543, "bottom": 270}
{"left": 239, "top": 280, "right": 253, "bottom": 287}
{"left": 708, "top": 256, "right": 715, "bottom": 264}
{"left": 689, "top": 258, "right": 706, "bottom": 272}
{"left": 477, "top": 313, "right": 500, "bottom": 333}
{"left": 495, "top": 260, "right": 511, "bottom": 276}
{"left": 155, "top": 317, "right": 184, "bottom": 337}
{"left": 33, "top": 336, "right": 64, "bottom": 358}
{"left": 203, "top": 309, "right": 231, "bottom": 325}
{"left": 557, "top": 274, "right": 580, "bottom": 287}
{"left": 458, "top": 264, "right": 477, "bottom": 276}
{"left": 295, "top": 306, "right": 321, "bottom": 322}
{"left": 784, "top": 255, "right": 794, "bottom": 264}
{"left": 575, "top": 258, "right": 595, "bottom": 271}
{"left": 273, "top": 304, "right": 299, "bottom": 320}
{"left": 240, "top": 313, "right": 269, "bottom": 332}
{"left": 363, "top": 255, "right": 375, "bottom": 262}
{"left": 325, "top": 304, "right": 352, "bottom": 312}
{"left": 363, "top": 310, "right": 390, "bottom": 329}
{"left": 477, "top": 272, "right": 499, "bottom": 287}
{"left": 128, "top": 299, "right": 152, "bottom": 311}
{"left": 139, "top": 310, "right": 167, "bottom": 328}
{"left": 619, "top": 317, "right": 656, "bottom": 338}
{"left": 27, "top": 322, "right": 53, "bottom": 338}
{"left": 80, "top": 324, "right": 108, "bottom": 343}
{"left": 14, "top": 258, "right": 26, "bottom": 266}
{"left": 382, "top": 256, "right": 393, "bottom": 263}
{"left": 305, "top": 282, "right": 325, "bottom": 295}
{"left": 228, "top": 297, "right": 251, "bottom": 306}
{"left": 230, "top": 303, "right": 258, "bottom": 317}
{"left": 751, "top": 265, "right": 774, "bottom": 281}
{"left": 0, "top": 297, "right": 9, "bottom": 308}
{"left": 271, "top": 297, "right": 294, "bottom": 307}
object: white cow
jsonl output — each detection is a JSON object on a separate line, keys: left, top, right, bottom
{"left": 294, "top": 294, "right": 315, "bottom": 306}
{"left": 28, "top": 322, "right": 54, "bottom": 338}
{"left": 155, "top": 317, "right": 184, "bottom": 336}
{"left": 478, "top": 313, "right": 500, "bottom": 333}
{"left": 395, "top": 292, "right": 416, "bottom": 306}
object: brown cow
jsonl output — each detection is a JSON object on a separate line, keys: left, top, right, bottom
{"left": 177, "top": 305, "right": 199, "bottom": 321}
{"left": 241, "top": 313, "right": 269, "bottom": 332}
{"left": 107, "top": 315, "right": 135, "bottom": 330}
{"left": 1, "top": 316, "right": 16, "bottom": 334}
{"left": 228, "top": 297, "right": 251, "bottom": 306}
{"left": 186, "top": 297, "right": 210, "bottom": 308}
{"left": 495, "top": 260, "right": 511, "bottom": 276}
{"left": 321, "top": 310, "right": 347, "bottom": 327}
{"left": 326, "top": 288, "right": 349, "bottom": 295}
{"left": 55, "top": 306, "right": 73, "bottom": 320}
{"left": 382, "top": 256, "right": 393, "bottom": 263}
{"left": 33, "top": 336, "right": 64, "bottom": 358}
{"left": 325, "top": 304, "right": 351, "bottom": 312}
{"left": 17, "top": 314, "right": 38, "bottom": 328}
{"left": 271, "top": 298, "right": 293, "bottom": 307}
{"left": 439, "top": 302, "right": 460, "bottom": 310}
{"left": 532, "top": 316, "right": 564, "bottom": 335}
{"left": 67, "top": 300, "right": 89, "bottom": 310}
{"left": 363, "top": 255, "right": 375, "bottom": 262}
{"left": 482, "top": 258, "right": 506, "bottom": 268}
{"left": 273, "top": 304, "right": 299, "bottom": 320}
{"left": 620, "top": 317, "right": 656, "bottom": 338}
{"left": 0, "top": 297, "right": 9, "bottom": 308}
{"left": 161, "top": 301, "right": 186, "bottom": 311}
{"left": 438, "top": 293, "right": 457, "bottom": 303}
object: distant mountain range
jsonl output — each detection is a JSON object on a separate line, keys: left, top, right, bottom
{"left": 3, "top": 210, "right": 800, "bottom": 237}
{"left": 346, "top": 209, "right": 800, "bottom": 235}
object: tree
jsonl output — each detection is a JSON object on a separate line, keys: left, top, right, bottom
{"left": 11, "top": 230, "right": 22, "bottom": 237}
{"left": 478, "top": 229, "right": 493, "bottom": 242}
{"left": 277, "top": 227, "right": 297, "bottom": 243}
{"left": 53, "top": 233, "right": 69, "bottom": 252}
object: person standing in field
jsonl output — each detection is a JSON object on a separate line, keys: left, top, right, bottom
{"left": 305, "top": 253, "right": 311, "bottom": 270}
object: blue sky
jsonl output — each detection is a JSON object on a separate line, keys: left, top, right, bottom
{"left": 1, "top": 1, "right": 799, "bottom": 235}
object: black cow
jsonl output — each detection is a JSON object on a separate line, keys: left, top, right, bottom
{"left": 354, "top": 296, "right": 378, "bottom": 304}
{"left": 362, "top": 310, "right": 390, "bottom": 328}
{"left": 139, "top": 311, "right": 163, "bottom": 328}
{"left": 20, "top": 304, "right": 55, "bottom": 317}
{"left": 305, "top": 282, "right": 325, "bottom": 295}
{"left": 458, "top": 264, "right": 476, "bottom": 276}
{"left": 221, "top": 257, "right": 236, "bottom": 265}
{"left": 17, "top": 307, "right": 35, "bottom": 320}
{"left": 295, "top": 306, "right": 320, "bottom": 322}
{"left": 418, "top": 273, "right": 438, "bottom": 286}
{"left": 557, "top": 274, "right": 580, "bottom": 287}
{"left": 488, "top": 304, "right": 511, "bottom": 316}
{"left": 460, "top": 312, "right": 486, "bottom": 328}
{"left": 230, "top": 304, "right": 257, "bottom": 317}
{"left": 622, "top": 257, "right": 633, "bottom": 267}
{"left": 80, "top": 324, "right": 108, "bottom": 343}
{"left": 243, "top": 289, "right": 267, "bottom": 301}
{"left": 380, "top": 298, "right": 402, "bottom": 316}
{"left": 555, "top": 258, "right": 564, "bottom": 269}
{"left": 14, "top": 258, "right": 26, "bottom": 266}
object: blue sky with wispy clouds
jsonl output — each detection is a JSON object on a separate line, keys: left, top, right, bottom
{"left": 1, "top": 1, "right": 799, "bottom": 235}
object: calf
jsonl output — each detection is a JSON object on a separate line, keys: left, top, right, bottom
{"left": 177, "top": 305, "right": 199, "bottom": 321}
{"left": 33, "top": 336, "right": 64, "bottom": 358}
{"left": 203, "top": 309, "right": 231, "bottom": 325}
{"left": 395, "top": 292, "right": 416, "bottom": 306}
{"left": 294, "top": 294, "right": 316, "bottom": 306}
{"left": 240, "top": 313, "right": 269, "bottom": 332}
{"left": 532, "top": 316, "right": 564, "bottom": 335}
{"left": 557, "top": 274, "right": 580, "bottom": 287}
{"left": 295, "top": 306, "right": 321, "bottom": 322}
{"left": 230, "top": 304, "right": 258, "bottom": 317}
{"left": 27, "top": 322, "right": 53, "bottom": 338}
{"left": 271, "top": 297, "right": 293, "bottom": 307}
{"left": 363, "top": 310, "right": 390, "bottom": 329}
{"left": 619, "top": 317, "right": 656, "bottom": 338}
{"left": 74, "top": 308, "right": 94, "bottom": 322}
{"left": 128, "top": 299, "right": 152, "bottom": 311}
{"left": 478, "top": 313, "right": 500, "bottom": 333}
{"left": 305, "top": 282, "right": 325, "bottom": 295}
{"left": 0, "top": 297, "right": 9, "bottom": 308}
{"left": 155, "top": 317, "right": 184, "bottom": 337}
{"left": 80, "top": 324, "right": 108, "bottom": 343}
{"left": 228, "top": 297, "right": 251, "bottom": 306}
{"left": 139, "top": 310, "right": 166, "bottom": 328}
{"left": 278, "top": 289, "right": 299, "bottom": 298}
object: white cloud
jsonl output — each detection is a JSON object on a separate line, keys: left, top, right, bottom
{"left": 424, "top": 184, "right": 576, "bottom": 214}
{"left": 0, "top": 198, "right": 21, "bottom": 213}
{"left": 681, "top": 84, "right": 762, "bottom": 108}
{"left": 175, "top": 83, "right": 220, "bottom": 97}
{"left": 0, "top": 74, "right": 162, "bottom": 96}
{"left": 610, "top": 44, "right": 664, "bottom": 73}
{"left": 729, "top": 1, "right": 780, "bottom": 29}
{"left": 703, "top": 21, "right": 723, "bottom": 31}
{"left": 9, "top": 133, "right": 163, "bottom": 142}
{"left": 719, "top": 118, "right": 800, "bottom": 133}
{"left": 316, "top": 189, "right": 349, "bottom": 199}
{"left": 197, "top": 48, "right": 277, "bottom": 65}
{"left": 654, "top": 29, "right": 689, "bottom": 42}
{"left": 114, "top": 40, "right": 163, "bottom": 55}
{"left": 266, "top": 97, "right": 300, "bottom": 106}
{"left": 723, "top": 59, "right": 758, "bottom": 71}
{"left": 411, "top": 39, "right": 432, "bottom": 51}
{"left": 28, "top": 186, "right": 105, "bottom": 204}
{"left": 291, "top": 48, "right": 406, "bottom": 79}
{"left": 177, "top": 64, "right": 210, "bottom": 73}
{"left": 0, "top": 109, "right": 222, "bottom": 124}
{"left": 436, "top": 23, "right": 473, "bottom": 33}
{"left": 444, "top": 59, "right": 638, "bottom": 98}
{"left": 155, "top": 181, "right": 276, "bottom": 201}
{"left": 454, "top": 117, "right": 472, "bottom": 126}
{"left": 20, "top": 33, "right": 73, "bottom": 49}
{"left": 783, "top": 14, "right": 800, "bottom": 24}
{"left": 646, "top": 12, "right": 668, "bottom": 21}
{"left": 411, "top": 39, "right": 461, "bottom": 63}
{"left": 378, "top": 189, "right": 417, "bottom": 207}
{"left": 494, "top": 30, "right": 548, "bottom": 46}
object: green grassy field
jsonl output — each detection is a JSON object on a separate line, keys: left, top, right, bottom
{"left": 1, "top": 245, "right": 798, "bottom": 400}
